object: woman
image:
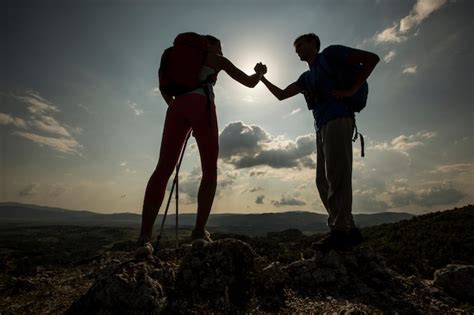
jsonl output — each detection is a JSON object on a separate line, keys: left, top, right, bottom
{"left": 137, "top": 35, "right": 267, "bottom": 257}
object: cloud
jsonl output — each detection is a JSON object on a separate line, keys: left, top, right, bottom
{"left": 127, "top": 100, "right": 144, "bottom": 116}
{"left": 415, "top": 185, "right": 466, "bottom": 207}
{"left": 369, "top": 131, "right": 436, "bottom": 156}
{"left": 6, "top": 90, "right": 84, "bottom": 156}
{"left": 176, "top": 166, "right": 238, "bottom": 203}
{"left": 249, "top": 186, "right": 264, "bottom": 193}
{"left": 374, "top": 0, "right": 448, "bottom": 44}
{"left": 152, "top": 87, "right": 161, "bottom": 96}
{"left": 120, "top": 161, "right": 127, "bottom": 167}
{"left": 402, "top": 65, "right": 418, "bottom": 74}
{"left": 219, "top": 121, "right": 271, "bottom": 159}
{"left": 13, "top": 131, "right": 83, "bottom": 155}
{"left": 19, "top": 184, "right": 39, "bottom": 197}
{"left": 299, "top": 156, "right": 316, "bottom": 169}
{"left": 250, "top": 171, "right": 266, "bottom": 177}
{"left": 431, "top": 163, "right": 473, "bottom": 174}
{"left": 15, "top": 91, "right": 59, "bottom": 116}
{"left": 399, "top": 0, "right": 447, "bottom": 33}
{"left": 283, "top": 108, "right": 301, "bottom": 118}
{"left": 354, "top": 195, "right": 391, "bottom": 213}
{"left": 0, "top": 112, "right": 28, "bottom": 129}
{"left": 31, "top": 115, "right": 72, "bottom": 137}
{"left": 255, "top": 195, "right": 265, "bottom": 204}
{"left": 271, "top": 196, "right": 306, "bottom": 207}
{"left": 375, "top": 24, "right": 407, "bottom": 43}
{"left": 389, "top": 182, "right": 465, "bottom": 208}
{"left": 219, "top": 121, "right": 316, "bottom": 169}
{"left": 125, "top": 168, "right": 137, "bottom": 174}
{"left": 219, "top": 170, "right": 239, "bottom": 190}
{"left": 383, "top": 51, "right": 396, "bottom": 63}
{"left": 49, "top": 184, "right": 67, "bottom": 197}
{"left": 77, "top": 103, "right": 93, "bottom": 114}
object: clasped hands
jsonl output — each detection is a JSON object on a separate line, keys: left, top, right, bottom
{"left": 254, "top": 62, "right": 267, "bottom": 77}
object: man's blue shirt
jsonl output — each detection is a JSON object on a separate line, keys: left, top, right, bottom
{"left": 296, "top": 45, "right": 355, "bottom": 131}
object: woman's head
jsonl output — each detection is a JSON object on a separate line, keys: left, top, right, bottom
{"left": 205, "top": 35, "right": 222, "bottom": 55}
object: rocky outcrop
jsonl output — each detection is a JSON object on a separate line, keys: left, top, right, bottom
{"left": 66, "top": 257, "right": 175, "bottom": 314}
{"left": 170, "top": 239, "right": 260, "bottom": 312}
{"left": 434, "top": 264, "right": 474, "bottom": 303}
{"left": 64, "top": 240, "right": 473, "bottom": 314}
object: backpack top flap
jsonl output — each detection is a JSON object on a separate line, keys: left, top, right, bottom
{"left": 159, "top": 33, "right": 209, "bottom": 96}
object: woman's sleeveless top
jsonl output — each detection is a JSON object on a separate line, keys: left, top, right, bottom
{"left": 187, "top": 65, "right": 217, "bottom": 99}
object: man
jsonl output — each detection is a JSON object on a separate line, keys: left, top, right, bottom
{"left": 259, "top": 33, "right": 379, "bottom": 251}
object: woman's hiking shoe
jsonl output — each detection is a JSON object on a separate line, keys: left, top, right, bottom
{"left": 191, "top": 229, "right": 213, "bottom": 246}
{"left": 135, "top": 238, "right": 154, "bottom": 259}
{"left": 311, "top": 230, "right": 351, "bottom": 252}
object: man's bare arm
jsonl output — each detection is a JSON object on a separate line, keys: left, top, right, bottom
{"left": 260, "top": 76, "right": 302, "bottom": 101}
{"left": 334, "top": 49, "right": 380, "bottom": 99}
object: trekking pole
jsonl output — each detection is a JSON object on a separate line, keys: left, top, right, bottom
{"left": 175, "top": 162, "right": 179, "bottom": 250}
{"left": 156, "top": 130, "right": 192, "bottom": 249}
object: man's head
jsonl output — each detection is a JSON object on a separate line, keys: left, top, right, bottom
{"left": 294, "top": 33, "right": 320, "bottom": 62}
{"left": 205, "top": 35, "right": 223, "bottom": 55}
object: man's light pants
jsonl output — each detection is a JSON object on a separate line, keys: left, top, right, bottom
{"left": 316, "top": 117, "right": 356, "bottom": 232}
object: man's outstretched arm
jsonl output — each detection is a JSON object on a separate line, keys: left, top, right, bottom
{"left": 260, "top": 76, "right": 302, "bottom": 101}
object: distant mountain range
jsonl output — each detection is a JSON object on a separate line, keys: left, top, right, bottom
{"left": 0, "top": 202, "right": 414, "bottom": 235}
{"left": 204, "top": 211, "right": 415, "bottom": 235}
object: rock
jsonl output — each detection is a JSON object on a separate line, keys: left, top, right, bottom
{"left": 65, "top": 257, "right": 174, "bottom": 314}
{"left": 433, "top": 264, "right": 474, "bottom": 303}
{"left": 173, "top": 239, "right": 259, "bottom": 311}
{"left": 282, "top": 251, "right": 350, "bottom": 295}
{"left": 255, "top": 261, "right": 289, "bottom": 311}
{"left": 5, "top": 277, "right": 36, "bottom": 294}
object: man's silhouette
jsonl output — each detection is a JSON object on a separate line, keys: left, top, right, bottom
{"left": 260, "top": 33, "right": 379, "bottom": 251}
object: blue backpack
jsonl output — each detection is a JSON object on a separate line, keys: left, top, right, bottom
{"left": 301, "top": 51, "right": 368, "bottom": 157}
{"left": 318, "top": 53, "right": 368, "bottom": 113}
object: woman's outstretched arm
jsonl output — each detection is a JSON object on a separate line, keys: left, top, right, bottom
{"left": 210, "top": 54, "right": 265, "bottom": 88}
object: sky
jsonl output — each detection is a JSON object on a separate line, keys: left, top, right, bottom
{"left": 1, "top": 0, "right": 473, "bottom": 215}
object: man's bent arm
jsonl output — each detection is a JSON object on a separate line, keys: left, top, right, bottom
{"left": 261, "top": 76, "right": 301, "bottom": 101}
{"left": 346, "top": 49, "right": 380, "bottom": 94}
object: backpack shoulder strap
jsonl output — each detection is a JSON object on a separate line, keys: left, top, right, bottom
{"left": 318, "top": 54, "right": 333, "bottom": 78}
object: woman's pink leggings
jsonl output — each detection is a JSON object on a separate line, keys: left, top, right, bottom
{"left": 139, "top": 93, "right": 218, "bottom": 241}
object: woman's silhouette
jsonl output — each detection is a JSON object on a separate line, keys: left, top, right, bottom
{"left": 137, "top": 35, "right": 267, "bottom": 257}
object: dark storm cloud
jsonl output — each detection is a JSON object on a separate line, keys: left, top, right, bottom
{"left": 219, "top": 121, "right": 316, "bottom": 170}
{"left": 255, "top": 195, "right": 265, "bottom": 204}
{"left": 219, "top": 121, "right": 270, "bottom": 159}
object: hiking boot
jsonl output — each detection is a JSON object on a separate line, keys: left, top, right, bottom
{"left": 191, "top": 229, "right": 213, "bottom": 246}
{"left": 348, "top": 227, "right": 363, "bottom": 246}
{"left": 311, "top": 230, "right": 351, "bottom": 252}
{"left": 135, "top": 237, "right": 154, "bottom": 259}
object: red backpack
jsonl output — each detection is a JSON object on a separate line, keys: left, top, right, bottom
{"left": 159, "top": 32, "right": 212, "bottom": 97}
